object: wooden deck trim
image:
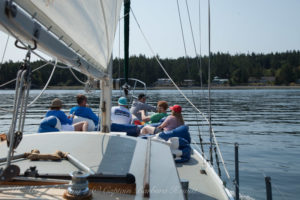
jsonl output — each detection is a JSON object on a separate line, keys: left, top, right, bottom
{"left": 0, "top": 180, "right": 68, "bottom": 186}
{"left": 89, "top": 182, "right": 136, "bottom": 195}
{"left": 0, "top": 133, "right": 7, "bottom": 141}
{"left": 143, "top": 137, "right": 151, "bottom": 198}
{"left": 0, "top": 181, "right": 136, "bottom": 195}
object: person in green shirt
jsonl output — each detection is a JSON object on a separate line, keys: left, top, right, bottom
{"left": 140, "top": 101, "right": 168, "bottom": 124}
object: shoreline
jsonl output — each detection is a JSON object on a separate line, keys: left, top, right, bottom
{"left": 21, "top": 85, "right": 300, "bottom": 90}
{"left": 151, "top": 85, "right": 300, "bottom": 90}
{"left": 1, "top": 85, "right": 300, "bottom": 90}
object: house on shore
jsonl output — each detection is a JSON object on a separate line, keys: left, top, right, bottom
{"left": 248, "top": 76, "right": 275, "bottom": 85}
{"left": 182, "top": 79, "right": 195, "bottom": 87}
{"left": 154, "top": 78, "right": 173, "bottom": 87}
{"left": 212, "top": 76, "right": 229, "bottom": 85}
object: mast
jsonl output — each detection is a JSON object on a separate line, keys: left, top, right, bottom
{"left": 124, "top": 0, "right": 130, "bottom": 85}
{"left": 208, "top": 0, "right": 213, "bottom": 165}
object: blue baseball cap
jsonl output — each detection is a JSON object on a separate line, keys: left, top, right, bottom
{"left": 118, "top": 97, "right": 128, "bottom": 106}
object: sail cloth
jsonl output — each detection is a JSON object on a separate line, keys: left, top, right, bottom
{"left": 1, "top": 0, "right": 122, "bottom": 77}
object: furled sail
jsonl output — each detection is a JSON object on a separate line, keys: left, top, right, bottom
{"left": 0, "top": 0, "right": 122, "bottom": 78}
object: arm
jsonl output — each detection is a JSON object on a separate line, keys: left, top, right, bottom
{"left": 158, "top": 116, "right": 169, "bottom": 129}
{"left": 87, "top": 108, "right": 99, "bottom": 125}
{"left": 59, "top": 111, "right": 73, "bottom": 125}
{"left": 69, "top": 107, "right": 75, "bottom": 115}
{"left": 143, "top": 103, "right": 156, "bottom": 112}
{"left": 140, "top": 110, "right": 151, "bottom": 122}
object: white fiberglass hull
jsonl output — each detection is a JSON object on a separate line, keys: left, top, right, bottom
{"left": 0, "top": 132, "right": 232, "bottom": 199}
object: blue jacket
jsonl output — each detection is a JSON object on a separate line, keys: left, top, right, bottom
{"left": 45, "top": 110, "right": 72, "bottom": 125}
{"left": 70, "top": 106, "right": 99, "bottom": 126}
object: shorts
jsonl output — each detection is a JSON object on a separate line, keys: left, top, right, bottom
{"left": 61, "top": 124, "right": 74, "bottom": 131}
{"left": 154, "top": 127, "right": 163, "bottom": 134}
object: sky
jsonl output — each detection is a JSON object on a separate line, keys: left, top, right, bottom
{"left": 0, "top": 0, "right": 300, "bottom": 63}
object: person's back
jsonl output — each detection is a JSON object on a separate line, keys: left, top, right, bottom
{"left": 111, "top": 106, "right": 132, "bottom": 124}
{"left": 111, "top": 97, "right": 132, "bottom": 124}
{"left": 160, "top": 115, "right": 183, "bottom": 131}
{"left": 160, "top": 105, "right": 184, "bottom": 131}
{"left": 140, "top": 104, "right": 184, "bottom": 135}
{"left": 130, "top": 94, "right": 156, "bottom": 121}
{"left": 44, "top": 98, "right": 88, "bottom": 132}
{"left": 46, "top": 109, "right": 72, "bottom": 125}
{"left": 70, "top": 94, "right": 99, "bottom": 126}
{"left": 70, "top": 106, "right": 98, "bottom": 126}
{"left": 141, "top": 101, "right": 169, "bottom": 124}
{"left": 146, "top": 112, "right": 168, "bottom": 124}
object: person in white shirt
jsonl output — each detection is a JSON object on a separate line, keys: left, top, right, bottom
{"left": 111, "top": 97, "right": 132, "bottom": 124}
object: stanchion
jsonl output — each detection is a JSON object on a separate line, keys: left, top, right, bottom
{"left": 265, "top": 176, "right": 272, "bottom": 200}
{"left": 234, "top": 143, "right": 239, "bottom": 200}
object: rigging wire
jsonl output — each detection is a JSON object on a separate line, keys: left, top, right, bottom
{"left": 0, "top": 35, "right": 10, "bottom": 70}
{"left": 176, "top": 0, "right": 190, "bottom": 70}
{"left": 176, "top": 0, "right": 205, "bottom": 156}
{"left": 198, "top": 0, "right": 205, "bottom": 157}
{"left": 185, "top": 0, "right": 207, "bottom": 158}
{"left": 130, "top": 8, "right": 230, "bottom": 180}
{"left": 198, "top": 0, "right": 203, "bottom": 90}
{"left": 118, "top": 17, "right": 121, "bottom": 78}
{"left": 0, "top": 60, "right": 58, "bottom": 113}
{"left": 27, "top": 59, "right": 57, "bottom": 107}
{"left": 0, "top": 59, "right": 70, "bottom": 89}
{"left": 207, "top": 0, "right": 214, "bottom": 167}
{"left": 68, "top": 67, "right": 86, "bottom": 85}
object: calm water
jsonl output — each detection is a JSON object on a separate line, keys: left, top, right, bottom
{"left": 0, "top": 89, "right": 299, "bottom": 200}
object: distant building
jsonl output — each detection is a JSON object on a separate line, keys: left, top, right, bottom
{"left": 154, "top": 78, "right": 173, "bottom": 87}
{"left": 212, "top": 76, "right": 229, "bottom": 85}
{"left": 248, "top": 76, "right": 275, "bottom": 84}
{"left": 260, "top": 76, "right": 275, "bottom": 84}
{"left": 182, "top": 79, "right": 195, "bottom": 87}
{"left": 248, "top": 77, "right": 260, "bottom": 83}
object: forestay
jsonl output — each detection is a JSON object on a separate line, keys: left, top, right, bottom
{"left": 0, "top": 0, "right": 122, "bottom": 77}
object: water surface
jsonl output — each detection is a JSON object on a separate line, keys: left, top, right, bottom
{"left": 0, "top": 89, "right": 299, "bottom": 200}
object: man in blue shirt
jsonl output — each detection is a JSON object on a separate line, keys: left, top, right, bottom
{"left": 69, "top": 94, "right": 99, "bottom": 127}
{"left": 45, "top": 98, "right": 88, "bottom": 131}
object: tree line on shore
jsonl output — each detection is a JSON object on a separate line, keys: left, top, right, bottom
{"left": 1, "top": 51, "right": 300, "bottom": 89}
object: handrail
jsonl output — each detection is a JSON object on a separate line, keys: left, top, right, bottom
{"left": 114, "top": 77, "right": 147, "bottom": 104}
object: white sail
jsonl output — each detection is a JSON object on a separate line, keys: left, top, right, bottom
{"left": 0, "top": 0, "right": 122, "bottom": 77}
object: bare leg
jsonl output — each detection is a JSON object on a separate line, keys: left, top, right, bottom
{"left": 82, "top": 121, "right": 88, "bottom": 131}
{"left": 73, "top": 121, "right": 88, "bottom": 131}
{"left": 140, "top": 126, "right": 155, "bottom": 135}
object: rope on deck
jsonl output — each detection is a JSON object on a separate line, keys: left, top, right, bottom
{"left": 24, "top": 149, "right": 68, "bottom": 161}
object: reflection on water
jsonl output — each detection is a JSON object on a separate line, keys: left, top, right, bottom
{"left": 0, "top": 89, "right": 300, "bottom": 199}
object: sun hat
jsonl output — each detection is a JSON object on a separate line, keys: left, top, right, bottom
{"left": 118, "top": 97, "right": 128, "bottom": 106}
{"left": 169, "top": 105, "right": 182, "bottom": 113}
{"left": 50, "top": 98, "right": 62, "bottom": 108}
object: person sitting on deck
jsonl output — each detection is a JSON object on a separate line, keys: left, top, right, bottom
{"left": 111, "top": 97, "right": 132, "bottom": 125}
{"left": 139, "top": 101, "right": 168, "bottom": 124}
{"left": 45, "top": 98, "right": 88, "bottom": 131}
{"left": 140, "top": 104, "right": 184, "bottom": 135}
{"left": 69, "top": 94, "right": 99, "bottom": 129}
{"left": 130, "top": 93, "right": 156, "bottom": 121}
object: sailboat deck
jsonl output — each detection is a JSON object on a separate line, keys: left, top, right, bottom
{"left": 176, "top": 149, "right": 233, "bottom": 200}
{"left": 0, "top": 132, "right": 185, "bottom": 199}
